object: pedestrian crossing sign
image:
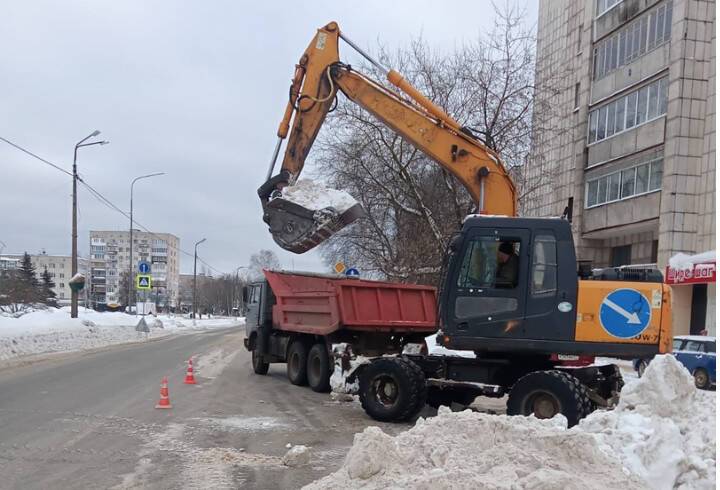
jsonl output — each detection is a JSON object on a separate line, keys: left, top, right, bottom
{"left": 136, "top": 274, "right": 152, "bottom": 290}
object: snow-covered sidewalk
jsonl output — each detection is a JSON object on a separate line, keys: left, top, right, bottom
{"left": 0, "top": 307, "right": 244, "bottom": 362}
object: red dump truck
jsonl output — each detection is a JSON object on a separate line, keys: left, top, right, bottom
{"left": 243, "top": 270, "right": 437, "bottom": 392}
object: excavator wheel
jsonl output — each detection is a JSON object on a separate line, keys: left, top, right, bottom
{"left": 263, "top": 198, "right": 364, "bottom": 254}
{"left": 506, "top": 370, "right": 591, "bottom": 427}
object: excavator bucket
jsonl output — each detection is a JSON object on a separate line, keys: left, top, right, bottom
{"left": 262, "top": 197, "right": 364, "bottom": 254}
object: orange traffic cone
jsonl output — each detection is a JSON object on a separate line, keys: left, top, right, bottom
{"left": 184, "top": 358, "right": 197, "bottom": 385}
{"left": 155, "top": 376, "right": 172, "bottom": 409}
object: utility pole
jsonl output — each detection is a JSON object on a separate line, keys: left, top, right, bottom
{"left": 192, "top": 238, "right": 206, "bottom": 321}
{"left": 128, "top": 172, "right": 165, "bottom": 312}
{"left": 71, "top": 131, "right": 108, "bottom": 318}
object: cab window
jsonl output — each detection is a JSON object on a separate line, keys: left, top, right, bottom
{"left": 684, "top": 340, "right": 704, "bottom": 352}
{"left": 672, "top": 338, "right": 684, "bottom": 351}
{"left": 457, "top": 237, "right": 521, "bottom": 289}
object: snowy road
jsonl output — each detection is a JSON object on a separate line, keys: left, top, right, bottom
{"left": 0, "top": 326, "right": 405, "bottom": 489}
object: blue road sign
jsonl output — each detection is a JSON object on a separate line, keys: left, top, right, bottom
{"left": 345, "top": 268, "right": 360, "bottom": 277}
{"left": 599, "top": 288, "right": 652, "bottom": 339}
{"left": 138, "top": 261, "right": 151, "bottom": 274}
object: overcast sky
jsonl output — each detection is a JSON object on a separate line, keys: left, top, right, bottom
{"left": 1, "top": 0, "right": 537, "bottom": 274}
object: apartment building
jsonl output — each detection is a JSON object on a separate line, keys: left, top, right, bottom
{"left": 88, "top": 230, "right": 180, "bottom": 308}
{"left": 528, "top": 0, "right": 715, "bottom": 334}
{"left": 0, "top": 252, "right": 88, "bottom": 305}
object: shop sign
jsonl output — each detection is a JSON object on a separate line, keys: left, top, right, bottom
{"left": 665, "top": 262, "right": 716, "bottom": 285}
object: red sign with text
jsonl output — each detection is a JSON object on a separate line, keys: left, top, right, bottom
{"left": 665, "top": 262, "right": 716, "bottom": 285}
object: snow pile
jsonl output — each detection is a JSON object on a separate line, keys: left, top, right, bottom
{"left": 307, "top": 355, "right": 714, "bottom": 490}
{"left": 578, "top": 354, "right": 715, "bottom": 489}
{"left": 0, "top": 307, "right": 243, "bottom": 361}
{"left": 306, "top": 408, "right": 645, "bottom": 489}
{"left": 668, "top": 250, "right": 715, "bottom": 269}
{"left": 281, "top": 179, "right": 357, "bottom": 212}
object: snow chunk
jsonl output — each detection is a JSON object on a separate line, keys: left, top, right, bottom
{"left": 283, "top": 445, "right": 310, "bottom": 467}
{"left": 425, "top": 333, "right": 476, "bottom": 358}
{"left": 281, "top": 179, "right": 357, "bottom": 212}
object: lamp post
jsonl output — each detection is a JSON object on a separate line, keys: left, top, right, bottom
{"left": 192, "top": 238, "right": 206, "bottom": 321}
{"left": 128, "top": 172, "right": 165, "bottom": 312}
{"left": 0, "top": 240, "right": 6, "bottom": 293}
{"left": 72, "top": 131, "right": 109, "bottom": 318}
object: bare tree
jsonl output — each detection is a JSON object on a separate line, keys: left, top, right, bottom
{"left": 248, "top": 249, "right": 281, "bottom": 280}
{"left": 315, "top": 3, "right": 564, "bottom": 284}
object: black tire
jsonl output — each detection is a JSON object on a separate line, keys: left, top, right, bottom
{"left": 252, "top": 348, "right": 269, "bottom": 375}
{"left": 286, "top": 340, "right": 309, "bottom": 386}
{"left": 507, "top": 370, "right": 591, "bottom": 427}
{"left": 307, "top": 343, "right": 331, "bottom": 392}
{"left": 359, "top": 357, "right": 427, "bottom": 422}
{"left": 693, "top": 368, "right": 710, "bottom": 389}
{"left": 637, "top": 359, "right": 649, "bottom": 377}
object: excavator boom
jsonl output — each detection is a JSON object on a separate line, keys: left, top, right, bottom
{"left": 259, "top": 22, "right": 516, "bottom": 253}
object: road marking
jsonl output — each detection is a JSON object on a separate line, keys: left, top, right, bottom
{"left": 602, "top": 298, "right": 641, "bottom": 324}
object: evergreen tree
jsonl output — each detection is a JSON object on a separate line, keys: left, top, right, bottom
{"left": 41, "top": 267, "right": 58, "bottom": 307}
{"left": 17, "top": 252, "right": 42, "bottom": 304}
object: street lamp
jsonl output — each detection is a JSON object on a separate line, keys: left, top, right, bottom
{"left": 192, "top": 238, "right": 206, "bottom": 321}
{"left": 72, "top": 130, "right": 109, "bottom": 318}
{"left": 128, "top": 172, "right": 165, "bottom": 311}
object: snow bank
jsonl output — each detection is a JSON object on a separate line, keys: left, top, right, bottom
{"left": 307, "top": 354, "right": 715, "bottom": 490}
{"left": 0, "top": 307, "right": 243, "bottom": 362}
{"left": 668, "top": 250, "right": 715, "bottom": 269}
{"left": 281, "top": 179, "right": 357, "bottom": 212}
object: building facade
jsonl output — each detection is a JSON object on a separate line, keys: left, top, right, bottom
{"left": 529, "top": 0, "right": 715, "bottom": 334}
{"left": 0, "top": 253, "right": 88, "bottom": 305}
{"left": 88, "top": 230, "right": 180, "bottom": 308}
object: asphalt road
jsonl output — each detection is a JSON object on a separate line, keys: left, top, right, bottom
{"left": 0, "top": 326, "right": 407, "bottom": 489}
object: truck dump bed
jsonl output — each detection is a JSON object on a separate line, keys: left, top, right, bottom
{"left": 264, "top": 270, "right": 438, "bottom": 336}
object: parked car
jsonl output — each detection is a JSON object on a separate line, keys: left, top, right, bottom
{"left": 634, "top": 335, "right": 716, "bottom": 389}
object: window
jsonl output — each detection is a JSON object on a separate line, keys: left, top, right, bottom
{"left": 532, "top": 235, "right": 557, "bottom": 295}
{"left": 611, "top": 245, "right": 632, "bottom": 267}
{"left": 60, "top": 283, "right": 65, "bottom": 288}
{"left": 457, "top": 237, "right": 521, "bottom": 289}
{"left": 586, "top": 158, "right": 662, "bottom": 207}
{"left": 684, "top": 340, "right": 704, "bottom": 352}
{"left": 647, "top": 82, "right": 659, "bottom": 119}
{"left": 637, "top": 86, "right": 649, "bottom": 124}
{"left": 593, "top": 2, "right": 673, "bottom": 80}
{"left": 651, "top": 240, "right": 659, "bottom": 263}
{"left": 587, "top": 179, "right": 599, "bottom": 207}
{"left": 625, "top": 92, "right": 638, "bottom": 129}
{"left": 577, "top": 24, "right": 583, "bottom": 52}
{"left": 658, "top": 77, "right": 668, "bottom": 114}
{"left": 606, "top": 102, "right": 616, "bottom": 137}
{"left": 589, "top": 110, "right": 598, "bottom": 143}
{"left": 649, "top": 160, "right": 663, "bottom": 190}
{"left": 621, "top": 168, "right": 636, "bottom": 198}
{"left": 614, "top": 98, "right": 625, "bottom": 133}
{"left": 597, "top": 105, "right": 607, "bottom": 140}
{"left": 672, "top": 338, "right": 684, "bottom": 350}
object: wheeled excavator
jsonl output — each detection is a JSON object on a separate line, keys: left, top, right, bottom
{"left": 254, "top": 22, "right": 673, "bottom": 425}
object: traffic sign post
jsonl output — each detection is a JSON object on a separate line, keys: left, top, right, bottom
{"left": 599, "top": 288, "right": 651, "bottom": 339}
{"left": 136, "top": 274, "right": 152, "bottom": 290}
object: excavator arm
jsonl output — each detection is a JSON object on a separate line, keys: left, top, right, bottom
{"left": 259, "top": 21, "right": 517, "bottom": 254}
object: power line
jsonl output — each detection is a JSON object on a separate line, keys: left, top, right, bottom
{"left": 1, "top": 136, "right": 227, "bottom": 276}
{"left": 0, "top": 136, "right": 73, "bottom": 177}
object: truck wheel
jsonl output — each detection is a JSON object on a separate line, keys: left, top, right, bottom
{"left": 287, "top": 340, "right": 309, "bottom": 386}
{"left": 693, "top": 368, "right": 710, "bottom": 389}
{"left": 359, "top": 357, "right": 427, "bottom": 422}
{"left": 507, "top": 370, "right": 590, "bottom": 427}
{"left": 306, "top": 343, "right": 331, "bottom": 392}
{"left": 252, "top": 348, "right": 269, "bottom": 375}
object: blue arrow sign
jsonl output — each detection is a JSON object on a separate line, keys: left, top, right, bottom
{"left": 345, "top": 268, "right": 360, "bottom": 277}
{"left": 599, "top": 288, "right": 651, "bottom": 339}
{"left": 138, "top": 261, "right": 151, "bottom": 274}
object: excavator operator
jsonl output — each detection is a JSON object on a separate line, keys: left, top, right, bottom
{"left": 495, "top": 241, "right": 519, "bottom": 289}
